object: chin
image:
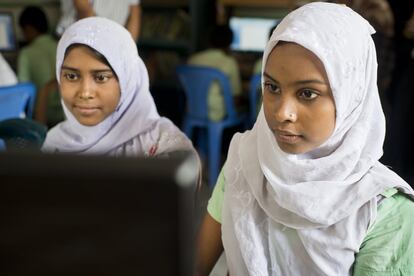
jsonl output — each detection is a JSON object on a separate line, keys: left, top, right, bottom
{"left": 76, "top": 117, "right": 102, "bottom": 127}
{"left": 277, "top": 143, "right": 312, "bottom": 155}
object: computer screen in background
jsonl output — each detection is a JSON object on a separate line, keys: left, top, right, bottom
{"left": 0, "top": 12, "right": 17, "bottom": 52}
{"left": 230, "top": 17, "right": 280, "bottom": 52}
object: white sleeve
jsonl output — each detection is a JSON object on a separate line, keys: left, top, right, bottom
{"left": 0, "top": 54, "right": 17, "bottom": 86}
{"left": 129, "top": 0, "right": 140, "bottom": 5}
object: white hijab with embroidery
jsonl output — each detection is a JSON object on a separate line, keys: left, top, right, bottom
{"left": 43, "top": 17, "right": 164, "bottom": 154}
{"left": 222, "top": 2, "right": 414, "bottom": 275}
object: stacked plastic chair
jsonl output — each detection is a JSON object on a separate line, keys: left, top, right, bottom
{"left": 0, "top": 138, "right": 5, "bottom": 151}
{"left": 0, "top": 118, "right": 47, "bottom": 151}
{"left": 0, "top": 82, "right": 36, "bottom": 120}
{"left": 249, "top": 73, "right": 262, "bottom": 128}
{"left": 176, "top": 65, "right": 247, "bottom": 186}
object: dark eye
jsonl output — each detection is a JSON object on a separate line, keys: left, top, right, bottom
{"left": 298, "top": 89, "right": 318, "bottom": 100}
{"left": 95, "top": 74, "right": 111, "bottom": 83}
{"left": 64, "top": 72, "right": 78, "bottom": 81}
{"left": 264, "top": 82, "right": 280, "bottom": 94}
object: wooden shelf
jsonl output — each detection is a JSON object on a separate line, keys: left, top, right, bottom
{"left": 0, "top": 0, "right": 58, "bottom": 5}
{"left": 138, "top": 39, "right": 190, "bottom": 54}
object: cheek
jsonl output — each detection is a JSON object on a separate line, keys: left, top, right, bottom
{"left": 262, "top": 94, "right": 275, "bottom": 126}
{"left": 307, "top": 103, "right": 336, "bottom": 140}
{"left": 59, "top": 83, "right": 72, "bottom": 102}
{"left": 103, "top": 83, "right": 121, "bottom": 110}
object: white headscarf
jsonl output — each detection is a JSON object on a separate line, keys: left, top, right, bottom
{"left": 42, "top": 17, "right": 160, "bottom": 154}
{"left": 222, "top": 2, "right": 414, "bottom": 275}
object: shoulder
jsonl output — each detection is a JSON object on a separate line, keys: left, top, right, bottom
{"left": 353, "top": 192, "right": 414, "bottom": 275}
{"left": 188, "top": 50, "right": 214, "bottom": 63}
{"left": 152, "top": 118, "right": 195, "bottom": 155}
{"left": 18, "top": 46, "right": 31, "bottom": 57}
{"left": 42, "top": 35, "right": 58, "bottom": 47}
{"left": 207, "top": 169, "right": 226, "bottom": 224}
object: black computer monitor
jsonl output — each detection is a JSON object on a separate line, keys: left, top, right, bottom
{"left": 230, "top": 16, "right": 280, "bottom": 52}
{"left": 0, "top": 12, "right": 17, "bottom": 52}
{"left": 0, "top": 151, "right": 198, "bottom": 276}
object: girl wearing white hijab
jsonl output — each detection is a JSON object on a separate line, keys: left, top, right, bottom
{"left": 42, "top": 17, "right": 194, "bottom": 157}
{"left": 196, "top": 2, "right": 414, "bottom": 276}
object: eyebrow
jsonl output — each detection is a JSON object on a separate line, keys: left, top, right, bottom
{"left": 61, "top": 65, "right": 113, "bottom": 73}
{"left": 263, "top": 72, "right": 328, "bottom": 86}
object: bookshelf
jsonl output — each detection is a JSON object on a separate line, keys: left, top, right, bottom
{"left": 140, "top": 0, "right": 211, "bottom": 54}
{"left": 139, "top": 0, "right": 213, "bottom": 127}
{"left": 219, "top": 0, "right": 296, "bottom": 8}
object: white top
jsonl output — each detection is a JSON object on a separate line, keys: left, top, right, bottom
{"left": 0, "top": 53, "right": 17, "bottom": 86}
{"left": 221, "top": 2, "right": 414, "bottom": 275}
{"left": 56, "top": 0, "right": 140, "bottom": 36}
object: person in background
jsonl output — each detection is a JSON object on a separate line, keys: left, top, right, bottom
{"left": 252, "top": 24, "right": 278, "bottom": 75}
{"left": 0, "top": 53, "right": 17, "bottom": 86}
{"left": 195, "top": 3, "right": 414, "bottom": 275}
{"left": 188, "top": 24, "right": 242, "bottom": 122}
{"left": 18, "top": 6, "right": 57, "bottom": 90}
{"left": 18, "top": 6, "right": 63, "bottom": 127}
{"left": 42, "top": 17, "right": 195, "bottom": 160}
{"left": 248, "top": 24, "right": 279, "bottom": 123}
{"left": 56, "top": 0, "right": 141, "bottom": 41}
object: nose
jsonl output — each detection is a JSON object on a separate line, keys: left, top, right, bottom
{"left": 274, "top": 96, "right": 297, "bottom": 123}
{"left": 78, "top": 78, "right": 94, "bottom": 100}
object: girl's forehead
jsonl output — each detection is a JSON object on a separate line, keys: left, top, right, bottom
{"left": 266, "top": 43, "right": 328, "bottom": 77}
{"left": 62, "top": 45, "right": 113, "bottom": 70}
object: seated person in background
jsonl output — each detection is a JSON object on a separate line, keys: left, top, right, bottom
{"left": 188, "top": 25, "right": 242, "bottom": 122}
{"left": 42, "top": 17, "right": 196, "bottom": 159}
{"left": 0, "top": 53, "right": 17, "bottom": 86}
{"left": 251, "top": 24, "right": 279, "bottom": 118}
{"left": 196, "top": 3, "right": 414, "bottom": 276}
{"left": 56, "top": 0, "right": 141, "bottom": 42}
{"left": 252, "top": 24, "right": 278, "bottom": 75}
{"left": 18, "top": 5, "right": 64, "bottom": 127}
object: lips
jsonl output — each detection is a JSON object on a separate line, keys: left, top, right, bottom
{"left": 74, "top": 105, "right": 100, "bottom": 116}
{"left": 275, "top": 129, "right": 302, "bottom": 144}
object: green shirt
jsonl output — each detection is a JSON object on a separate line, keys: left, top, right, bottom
{"left": 208, "top": 171, "right": 414, "bottom": 275}
{"left": 18, "top": 34, "right": 57, "bottom": 90}
{"left": 18, "top": 34, "right": 64, "bottom": 126}
{"left": 188, "top": 49, "right": 242, "bottom": 122}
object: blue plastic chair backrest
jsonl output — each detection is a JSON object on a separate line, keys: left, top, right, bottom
{"left": 249, "top": 74, "right": 262, "bottom": 123}
{"left": 0, "top": 91, "right": 30, "bottom": 121}
{"left": 0, "top": 118, "right": 47, "bottom": 150}
{"left": 0, "top": 82, "right": 36, "bottom": 119}
{"left": 176, "top": 65, "right": 237, "bottom": 121}
{"left": 0, "top": 138, "right": 5, "bottom": 151}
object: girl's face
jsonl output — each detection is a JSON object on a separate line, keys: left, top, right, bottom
{"left": 263, "top": 42, "right": 336, "bottom": 154}
{"left": 60, "top": 45, "right": 121, "bottom": 126}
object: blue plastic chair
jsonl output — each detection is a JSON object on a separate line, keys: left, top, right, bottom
{"left": 0, "top": 91, "right": 30, "bottom": 121}
{"left": 0, "top": 82, "right": 36, "bottom": 120}
{"left": 176, "top": 65, "right": 247, "bottom": 186}
{"left": 0, "top": 138, "right": 5, "bottom": 151}
{"left": 249, "top": 73, "right": 262, "bottom": 128}
{"left": 0, "top": 118, "right": 47, "bottom": 151}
